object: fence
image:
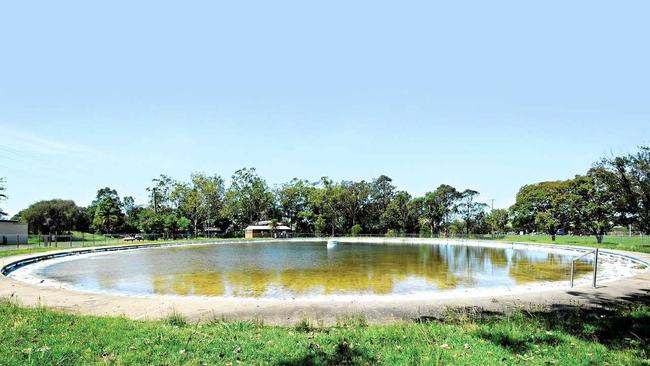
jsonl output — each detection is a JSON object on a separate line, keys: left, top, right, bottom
{"left": 0, "top": 233, "right": 201, "bottom": 251}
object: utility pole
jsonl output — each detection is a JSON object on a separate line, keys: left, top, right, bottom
{"left": 489, "top": 199, "right": 495, "bottom": 212}
{"left": 153, "top": 187, "right": 158, "bottom": 214}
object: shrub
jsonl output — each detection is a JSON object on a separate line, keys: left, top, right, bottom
{"left": 350, "top": 224, "right": 362, "bottom": 237}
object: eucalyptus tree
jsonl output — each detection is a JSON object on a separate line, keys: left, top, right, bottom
{"left": 367, "top": 175, "right": 396, "bottom": 232}
{"left": 276, "top": 178, "right": 314, "bottom": 233}
{"left": 458, "top": 189, "right": 488, "bottom": 235}
{"left": 120, "top": 196, "right": 140, "bottom": 232}
{"left": 223, "top": 168, "right": 274, "bottom": 232}
{"left": 307, "top": 177, "right": 347, "bottom": 235}
{"left": 340, "top": 180, "right": 371, "bottom": 229}
{"left": 146, "top": 174, "right": 175, "bottom": 214}
{"left": 420, "top": 184, "right": 460, "bottom": 236}
{"left": 380, "top": 190, "right": 416, "bottom": 233}
{"left": 172, "top": 173, "right": 225, "bottom": 235}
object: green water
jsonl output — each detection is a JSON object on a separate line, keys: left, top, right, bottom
{"left": 35, "top": 241, "right": 592, "bottom": 298}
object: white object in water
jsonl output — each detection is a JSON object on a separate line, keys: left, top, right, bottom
{"left": 327, "top": 240, "right": 338, "bottom": 249}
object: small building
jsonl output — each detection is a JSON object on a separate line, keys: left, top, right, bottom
{"left": 244, "top": 220, "right": 292, "bottom": 239}
{"left": 0, "top": 220, "right": 29, "bottom": 245}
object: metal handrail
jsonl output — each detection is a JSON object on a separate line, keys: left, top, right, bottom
{"left": 570, "top": 248, "right": 599, "bottom": 288}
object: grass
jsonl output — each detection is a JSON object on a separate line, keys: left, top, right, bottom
{"left": 25, "top": 231, "right": 112, "bottom": 245}
{"left": 495, "top": 235, "right": 650, "bottom": 254}
{"left": 0, "top": 236, "right": 257, "bottom": 258}
{"left": 0, "top": 297, "right": 648, "bottom": 365}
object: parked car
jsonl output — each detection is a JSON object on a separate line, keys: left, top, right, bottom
{"left": 556, "top": 229, "right": 567, "bottom": 236}
{"left": 123, "top": 235, "right": 144, "bottom": 242}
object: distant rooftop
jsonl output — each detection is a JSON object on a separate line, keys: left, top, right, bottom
{"left": 245, "top": 221, "right": 291, "bottom": 231}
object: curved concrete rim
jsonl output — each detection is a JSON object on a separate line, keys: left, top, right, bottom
{"left": 1, "top": 238, "right": 649, "bottom": 325}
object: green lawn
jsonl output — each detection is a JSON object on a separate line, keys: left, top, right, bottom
{"left": 0, "top": 236, "right": 255, "bottom": 258}
{"left": 0, "top": 298, "right": 647, "bottom": 365}
{"left": 495, "top": 235, "right": 650, "bottom": 254}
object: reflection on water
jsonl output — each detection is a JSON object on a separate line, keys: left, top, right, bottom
{"left": 37, "top": 242, "right": 592, "bottom": 298}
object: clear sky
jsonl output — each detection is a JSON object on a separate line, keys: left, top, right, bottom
{"left": 1, "top": 1, "right": 649, "bottom": 217}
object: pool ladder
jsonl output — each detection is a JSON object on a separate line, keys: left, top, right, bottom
{"left": 570, "top": 248, "right": 599, "bottom": 288}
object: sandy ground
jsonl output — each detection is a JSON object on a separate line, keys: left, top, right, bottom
{"left": 1, "top": 239, "right": 649, "bottom": 325}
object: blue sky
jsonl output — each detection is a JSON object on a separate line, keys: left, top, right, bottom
{"left": 1, "top": 1, "right": 649, "bottom": 216}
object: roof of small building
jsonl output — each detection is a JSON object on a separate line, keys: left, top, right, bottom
{"left": 245, "top": 225, "right": 292, "bottom": 231}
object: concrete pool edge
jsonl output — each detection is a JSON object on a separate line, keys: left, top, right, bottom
{"left": 1, "top": 238, "right": 649, "bottom": 325}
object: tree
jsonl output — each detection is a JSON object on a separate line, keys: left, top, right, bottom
{"left": 146, "top": 175, "right": 175, "bottom": 213}
{"left": 177, "top": 216, "right": 192, "bottom": 233}
{"left": 223, "top": 168, "right": 274, "bottom": 233}
{"left": 534, "top": 211, "right": 559, "bottom": 239}
{"left": 340, "top": 181, "right": 371, "bottom": 228}
{"left": 0, "top": 177, "right": 7, "bottom": 218}
{"left": 121, "top": 196, "right": 140, "bottom": 232}
{"left": 73, "top": 206, "right": 92, "bottom": 233}
{"left": 486, "top": 208, "right": 509, "bottom": 234}
{"left": 510, "top": 181, "right": 571, "bottom": 239}
{"left": 90, "top": 188, "right": 124, "bottom": 233}
{"left": 122, "top": 196, "right": 136, "bottom": 216}
{"left": 307, "top": 177, "right": 346, "bottom": 235}
{"left": 458, "top": 189, "right": 488, "bottom": 235}
{"left": 380, "top": 191, "right": 415, "bottom": 233}
{"left": 137, "top": 208, "right": 164, "bottom": 234}
{"left": 420, "top": 185, "right": 460, "bottom": 236}
{"left": 314, "top": 215, "right": 326, "bottom": 236}
{"left": 367, "top": 175, "right": 396, "bottom": 232}
{"left": 566, "top": 171, "right": 616, "bottom": 244}
{"left": 173, "top": 173, "right": 225, "bottom": 236}
{"left": 18, "top": 199, "right": 82, "bottom": 234}
{"left": 597, "top": 146, "right": 650, "bottom": 234}
{"left": 276, "top": 178, "right": 314, "bottom": 233}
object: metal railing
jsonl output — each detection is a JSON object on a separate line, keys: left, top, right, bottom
{"left": 570, "top": 248, "right": 599, "bottom": 288}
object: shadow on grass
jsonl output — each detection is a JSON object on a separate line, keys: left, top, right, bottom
{"left": 477, "top": 327, "right": 564, "bottom": 354}
{"left": 538, "top": 288, "right": 650, "bottom": 351}
{"left": 276, "top": 339, "right": 376, "bottom": 366}
{"left": 415, "top": 288, "right": 650, "bottom": 357}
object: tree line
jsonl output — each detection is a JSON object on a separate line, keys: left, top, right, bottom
{"left": 5, "top": 146, "right": 649, "bottom": 243}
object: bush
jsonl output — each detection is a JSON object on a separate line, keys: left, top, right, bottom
{"left": 386, "top": 229, "right": 398, "bottom": 237}
{"left": 350, "top": 224, "right": 362, "bottom": 237}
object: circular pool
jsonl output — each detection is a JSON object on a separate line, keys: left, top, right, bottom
{"left": 7, "top": 239, "right": 645, "bottom": 299}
